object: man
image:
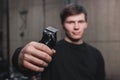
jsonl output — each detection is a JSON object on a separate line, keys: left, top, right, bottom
{"left": 12, "top": 3, "right": 105, "bottom": 80}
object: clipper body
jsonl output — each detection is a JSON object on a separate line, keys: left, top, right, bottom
{"left": 39, "top": 26, "right": 58, "bottom": 48}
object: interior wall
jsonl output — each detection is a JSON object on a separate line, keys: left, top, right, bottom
{"left": 9, "top": 0, "right": 68, "bottom": 65}
{"left": 77, "top": 0, "right": 120, "bottom": 80}
{"left": 8, "top": 0, "right": 120, "bottom": 80}
{"left": 9, "top": 0, "right": 43, "bottom": 53}
{"left": 0, "top": 0, "right": 3, "bottom": 58}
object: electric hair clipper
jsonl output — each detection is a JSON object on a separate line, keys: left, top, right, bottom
{"left": 39, "top": 26, "right": 58, "bottom": 48}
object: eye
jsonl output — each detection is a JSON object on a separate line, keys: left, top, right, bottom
{"left": 78, "top": 20, "right": 86, "bottom": 23}
{"left": 66, "top": 21, "right": 74, "bottom": 24}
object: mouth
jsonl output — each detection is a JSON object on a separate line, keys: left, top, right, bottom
{"left": 72, "top": 32, "right": 81, "bottom": 35}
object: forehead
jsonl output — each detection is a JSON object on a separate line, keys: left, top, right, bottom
{"left": 65, "top": 13, "right": 86, "bottom": 21}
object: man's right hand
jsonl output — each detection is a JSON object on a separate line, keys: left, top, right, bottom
{"left": 18, "top": 41, "right": 56, "bottom": 72}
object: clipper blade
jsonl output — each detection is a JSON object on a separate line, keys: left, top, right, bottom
{"left": 46, "top": 26, "right": 58, "bottom": 33}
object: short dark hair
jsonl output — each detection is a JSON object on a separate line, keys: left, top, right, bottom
{"left": 60, "top": 3, "right": 87, "bottom": 25}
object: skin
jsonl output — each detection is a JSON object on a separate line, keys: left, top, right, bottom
{"left": 19, "top": 42, "right": 55, "bottom": 72}
{"left": 64, "top": 13, "right": 87, "bottom": 44}
{"left": 18, "top": 13, "right": 87, "bottom": 72}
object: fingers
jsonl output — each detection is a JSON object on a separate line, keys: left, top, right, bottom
{"left": 24, "top": 53, "right": 48, "bottom": 67}
{"left": 19, "top": 41, "right": 56, "bottom": 72}
{"left": 29, "top": 48, "right": 52, "bottom": 63}
{"left": 23, "top": 60, "right": 45, "bottom": 72}
{"left": 22, "top": 42, "right": 54, "bottom": 63}
{"left": 25, "top": 41, "right": 55, "bottom": 56}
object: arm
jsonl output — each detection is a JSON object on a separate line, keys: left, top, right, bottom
{"left": 95, "top": 51, "right": 106, "bottom": 80}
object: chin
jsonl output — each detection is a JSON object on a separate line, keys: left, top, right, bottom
{"left": 73, "top": 36, "right": 81, "bottom": 40}
{"left": 71, "top": 37, "right": 82, "bottom": 42}
{"left": 66, "top": 34, "right": 82, "bottom": 42}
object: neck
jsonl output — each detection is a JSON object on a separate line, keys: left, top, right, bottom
{"left": 64, "top": 37, "right": 83, "bottom": 45}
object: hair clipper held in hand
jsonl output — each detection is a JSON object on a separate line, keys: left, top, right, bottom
{"left": 39, "top": 26, "right": 58, "bottom": 48}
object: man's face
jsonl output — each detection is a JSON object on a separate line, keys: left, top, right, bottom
{"left": 63, "top": 13, "right": 87, "bottom": 42}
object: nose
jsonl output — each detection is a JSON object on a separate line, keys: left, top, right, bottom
{"left": 74, "top": 22, "right": 79, "bottom": 30}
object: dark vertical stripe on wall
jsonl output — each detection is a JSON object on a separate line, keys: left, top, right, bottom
{"left": 42, "top": 0, "right": 46, "bottom": 28}
{"left": 6, "top": 0, "right": 10, "bottom": 77}
{"left": 67, "top": 0, "right": 77, "bottom": 4}
{"left": 0, "top": 0, "right": 3, "bottom": 58}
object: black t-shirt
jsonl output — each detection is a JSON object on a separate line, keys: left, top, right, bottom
{"left": 41, "top": 39, "right": 105, "bottom": 80}
{"left": 12, "top": 39, "right": 105, "bottom": 80}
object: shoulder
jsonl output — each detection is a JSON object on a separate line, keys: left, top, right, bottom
{"left": 56, "top": 39, "right": 65, "bottom": 45}
{"left": 54, "top": 39, "right": 66, "bottom": 48}
{"left": 85, "top": 43, "right": 104, "bottom": 60}
{"left": 85, "top": 43, "right": 101, "bottom": 54}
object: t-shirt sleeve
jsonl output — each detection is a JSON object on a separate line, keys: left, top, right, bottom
{"left": 12, "top": 47, "right": 23, "bottom": 71}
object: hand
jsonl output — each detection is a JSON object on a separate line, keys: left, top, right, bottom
{"left": 18, "top": 41, "right": 55, "bottom": 72}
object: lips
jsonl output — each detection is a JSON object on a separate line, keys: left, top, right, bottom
{"left": 72, "top": 32, "right": 81, "bottom": 35}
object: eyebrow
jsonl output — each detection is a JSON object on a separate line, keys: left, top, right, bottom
{"left": 66, "top": 20, "right": 86, "bottom": 23}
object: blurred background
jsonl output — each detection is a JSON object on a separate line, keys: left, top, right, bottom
{"left": 0, "top": 0, "right": 120, "bottom": 80}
